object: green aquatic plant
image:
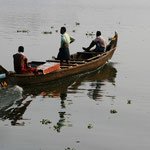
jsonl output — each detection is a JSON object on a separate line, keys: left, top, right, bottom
{"left": 85, "top": 32, "right": 95, "bottom": 37}
{"left": 72, "top": 30, "right": 75, "bottom": 32}
{"left": 88, "top": 124, "right": 93, "bottom": 129}
{"left": 55, "top": 30, "right": 58, "bottom": 32}
{"left": 65, "top": 147, "right": 76, "bottom": 150}
{"left": 110, "top": 109, "right": 118, "bottom": 114}
{"left": 75, "top": 22, "right": 80, "bottom": 26}
{"left": 127, "top": 100, "right": 131, "bottom": 104}
{"left": 43, "top": 31, "right": 52, "bottom": 34}
{"left": 40, "top": 119, "right": 52, "bottom": 125}
{"left": 17, "top": 30, "right": 29, "bottom": 33}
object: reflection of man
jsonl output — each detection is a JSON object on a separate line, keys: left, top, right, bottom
{"left": 13, "top": 46, "right": 38, "bottom": 74}
{"left": 1, "top": 97, "right": 32, "bottom": 126}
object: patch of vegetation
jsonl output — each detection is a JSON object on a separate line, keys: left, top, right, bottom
{"left": 110, "top": 109, "right": 117, "bottom": 114}
{"left": 43, "top": 31, "right": 52, "bottom": 34}
{"left": 127, "top": 100, "right": 131, "bottom": 104}
{"left": 85, "top": 32, "right": 95, "bottom": 37}
{"left": 88, "top": 124, "right": 93, "bottom": 129}
{"left": 75, "top": 22, "right": 80, "bottom": 26}
{"left": 17, "top": 30, "right": 29, "bottom": 33}
{"left": 65, "top": 147, "right": 76, "bottom": 150}
{"left": 40, "top": 119, "right": 52, "bottom": 125}
{"left": 55, "top": 30, "right": 58, "bottom": 32}
{"left": 72, "top": 30, "right": 76, "bottom": 32}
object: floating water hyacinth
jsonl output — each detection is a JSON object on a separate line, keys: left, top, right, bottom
{"left": 127, "top": 100, "right": 131, "bottom": 104}
{"left": 55, "top": 30, "right": 58, "bottom": 32}
{"left": 110, "top": 109, "right": 118, "bottom": 114}
{"left": 85, "top": 32, "right": 95, "bottom": 36}
{"left": 17, "top": 30, "right": 29, "bottom": 33}
{"left": 88, "top": 124, "right": 93, "bottom": 129}
{"left": 72, "top": 30, "right": 75, "bottom": 32}
{"left": 75, "top": 22, "right": 80, "bottom": 26}
{"left": 40, "top": 119, "right": 52, "bottom": 125}
{"left": 65, "top": 147, "right": 76, "bottom": 150}
{"left": 43, "top": 31, "right": 52, "bottom": 34}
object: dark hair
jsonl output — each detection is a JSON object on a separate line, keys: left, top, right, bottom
{"left": 96, "top": 31, "right": 101, "bottom": 36}
{"left": 61, "top": 27, "right": 66, "bottom": 32}
{"left": 18, "top": 46, "right": 24, "bottom": 52}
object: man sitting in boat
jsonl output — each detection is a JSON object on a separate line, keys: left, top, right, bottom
{"left": 82, "top": 31, "right": 106, "bottom": 53}
{"left": 57, "top": 27, "right": 75, "bottom": 65}
{"left": 13, "top": 46, "right": 39, "bottom": 74}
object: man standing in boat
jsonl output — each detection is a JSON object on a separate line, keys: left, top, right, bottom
{"left": 83, "top": 31, "right": 107, "bottom": 52}
{"left": 13, "top": 46, "right": 39, "bottom": 74}
{"left": 57, "top": 27, "right": 75, "bottom": 65}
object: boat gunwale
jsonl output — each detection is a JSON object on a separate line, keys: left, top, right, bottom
{"left": 11, "top": 47, "right": 116, "bottom": 78}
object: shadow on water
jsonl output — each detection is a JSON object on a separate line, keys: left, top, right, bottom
{"left": 0, "top": 62, "right": 117, "bottom": 128}
{"left": 69, "top": 62, "right": 117, "bottom": 100}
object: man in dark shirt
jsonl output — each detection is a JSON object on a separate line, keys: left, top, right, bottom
{"left": 13, "top": 46, "right": 38, "bottom": 74}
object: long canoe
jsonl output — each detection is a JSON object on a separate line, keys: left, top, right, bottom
{"left": 0, "top": 32, "right": 118, "bottom": 87}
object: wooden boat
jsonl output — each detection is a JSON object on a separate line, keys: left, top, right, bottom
{"left": 0, "top": 32, "right": 118, "bottom": 87}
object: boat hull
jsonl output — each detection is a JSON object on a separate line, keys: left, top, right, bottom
{"left": 5, "top": 32, "right": 118, "bottom": 86}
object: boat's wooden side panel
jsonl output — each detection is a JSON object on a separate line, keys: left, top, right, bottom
{"left": 9, "top": 33, "right": 118, "bottom": 86}
{"left": 10, "top": 48, "right": 116, "bottom": 86}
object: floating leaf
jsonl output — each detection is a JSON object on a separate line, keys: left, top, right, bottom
{"left": 40, "top": 119, "right": 52, "bottom": 125}
{"left": 75, "top": 22, "right": 80, "bottom": 26}
{"left": 65, "top": 147, "right": 76, "bottom": 150}
{"left": 110, "top": 109, "right": 117, "bottom": 114}
{"left": 43, "top": 31, "right": 52, "bottom": 34}
{"left": 17, "top": 30, "right": 29, "bottom": 33}
{"left": 85, "top": 32, "right": 95, "bottom": 36}
{"left": 127, "top": 100, "right": 131, "bottom": 104}
{"left": 88, "top": 124, "right": 93, "bottom": 129}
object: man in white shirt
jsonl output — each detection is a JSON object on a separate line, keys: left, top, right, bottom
{"left": 83, "top": 31, "right": 106, "bottom": 52}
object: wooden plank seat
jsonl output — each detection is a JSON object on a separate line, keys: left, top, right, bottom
{"left": 47, "top": 59, "right": 85, "bottom": 64}
{"left": 77, "top": 51, "right": 102, "bottom": 55}
{"left": 86, "top": 53, "right": 106, "bottom": 62}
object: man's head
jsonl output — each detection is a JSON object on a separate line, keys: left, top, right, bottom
{"left": 96, "top": 31, "right": 101, "bottom": 37}
{"left": 18, "top": 46, "right": 24, "bottom": 53}
{"left": 60, "top": 27, "right": 66, "bottom": 34}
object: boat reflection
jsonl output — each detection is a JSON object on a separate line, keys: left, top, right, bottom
{"left": 0, "top": 62, "right": 117, "bottom": 128}
{"left": 69, "top": 62, "right": 117, "bottom": 100}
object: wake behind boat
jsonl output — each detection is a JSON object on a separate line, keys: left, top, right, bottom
{"left": 0, "top": 32, "right": 118, "bottom": 87}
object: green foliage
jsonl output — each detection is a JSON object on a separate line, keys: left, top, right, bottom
{"left": 110, "top": 109, "right": 117, "bottom": 114}
{"left": 17, "top": 30, "right": 29, "bottom": 33}
{"left": 127, "top": 100, "right": 131, "bottom": 104}
{"left": 65, "top": 147, "right": 76, "bottom": 150}
{"left": 88, "top": 124, "right": 93, "bottom": 129}
{"left": 40, "top": 119, "right": 52, "bottom": 125}
{"left": 75, "top": 22, "right": 80, "bottom": 26}
{"left": 43, "top": 31, "right": 52, "bottom": 34}
{"left": 85, "top": 32, "right": 95, "bottom": 37}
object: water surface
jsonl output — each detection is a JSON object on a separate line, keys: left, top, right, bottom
{"left": 0, "top": 0, "right": 150, "bottom": 150}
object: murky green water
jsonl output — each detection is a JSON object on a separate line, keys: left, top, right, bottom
{"left": 0, "top": 0, "right": 150, "bottom": 150}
